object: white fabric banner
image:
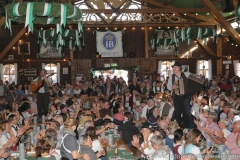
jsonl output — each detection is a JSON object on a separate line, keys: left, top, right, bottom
{"left": 57, "top": 63, "right": 60, "bottom": 84}
{"left": 158, "top": 61, "right": 162, "bottom": 74}
{"left": 0, "top": 64, "right": 3, "bottom": 81}
{"left": 14, "top": 63, "right": 17, "bottom": 84}
{"left": 96, "top": 31, "right": 123, "bottom": 57}
{"left": 208, "top": 59, "right": 212, "bottom": 80}
{"left": 233, "top": 60, "right": 239, "bottom": 76}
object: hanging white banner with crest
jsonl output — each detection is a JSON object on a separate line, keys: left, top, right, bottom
{"left": 96, "top": 31, "right": 123, "bottom": 57}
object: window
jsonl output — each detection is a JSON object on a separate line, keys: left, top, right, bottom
{"left": 3, "top": 64, "right": 15, "bottom": 83}
{"left": 45, "top": 63, "right": 58, "bottom": 84}
{"left": 237, "top": 64, "right": 240, "bottom": 76}
{"left": 161, "top": 61, "right": 173, "bottom": 78}
{"left": 199, "top": 60, "right": 209, "bottom": 78}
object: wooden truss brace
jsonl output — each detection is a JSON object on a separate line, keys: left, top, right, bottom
{"left": 0, "top": 28, "right": 27, "bottom": 60}
{"left": 0, "top": 17, "right": 6, "bottom": 30}
{"left": 136, "top": 0, "right": 218, "bottom": 25}
{"left": 196, "top": 38, "right": 216, "bottom": 56}
{"left": 200, "top": 0, "right": 240, "bottom": 46}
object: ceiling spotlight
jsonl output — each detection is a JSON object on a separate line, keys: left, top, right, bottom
{"left": 123, "top": 27, "right": 126, "bottom": 30}
{"left": 184, "top": 13, "right": 186, "bottom": 15}
{"left": 196, "top": 13, "right": 198, "bottom": 15}
{"left": 106, "top": 28, "right": 108, "bottom": 29}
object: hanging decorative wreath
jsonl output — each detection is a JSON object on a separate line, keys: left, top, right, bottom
{"left": 38, "top": 29, "right": 83, "bottom": 51}
{"left": 5, "top": 2, "right": 83, "bottom": 35}
{"left": 149, "top": 27, "right": 216, "bottom": 56}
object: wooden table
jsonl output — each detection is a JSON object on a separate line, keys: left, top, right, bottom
{"left": 102, "top": 130, "right": 141, "bottom": 160}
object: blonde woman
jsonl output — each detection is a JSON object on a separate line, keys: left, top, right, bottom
{"left": 166, "top": 121, "right": 178, "bottom": 153}
{"left": 60, "top": 117, "right": 90, "bottom": 160}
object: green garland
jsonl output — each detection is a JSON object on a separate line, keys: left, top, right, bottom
{"left": 38, "top": 29, "right": 83, "bottom": 52}
{"left": 5, "top": 2, "right": 83, "bottom": 35}
{"left": 149, "top": 28, "right": 216, "bottom": 56}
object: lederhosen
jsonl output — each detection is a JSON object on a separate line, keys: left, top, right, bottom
{"left": 172, "top": 73, "right": 190, "bottom": 128}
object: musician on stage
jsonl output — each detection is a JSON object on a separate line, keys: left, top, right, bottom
{"left": 167, "top": 62, "right": 190, "bottom": 128}
{"left": 31, "top": 69, "right": 52, "bottom": 117}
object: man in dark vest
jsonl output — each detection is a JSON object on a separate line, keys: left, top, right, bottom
{"left": 167, "top": 62, "right": 191, "bottom": 128}
{"left": 31, "top": 69, "right": 52, "bottom": 117}
{"left": 122, "top": 88, "right": 136, "bottom": 111}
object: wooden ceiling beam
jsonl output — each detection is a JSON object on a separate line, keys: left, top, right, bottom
{"left": 10, "top": 22, "right": 216, "bottom": 29}
{"left": 135, "top": 0, "right": 222, "bottom": 11}
{"left": 136, "top": 0, "right": 219, "bottom": 23}
{"left": 179, "top": 13, "right": 218, "bottom": 24}
{"left": 0, "top": 17, "right": 6, "bottom": 30}
{"left": 200, "top": 0, "right": 240, "bottom": 46}
{"left": 0, "top": 28, "right": 27, "bottom": 60}
{"left": 196, "top": 38, "right": 216, "bottom": 56}
{"left": 81, "top": 8, "right": 216, "bottom": 13}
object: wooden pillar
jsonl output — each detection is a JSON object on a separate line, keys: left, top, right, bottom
{"left": 217, "top": 37, "right": 223, "bottom": 76}
{"left": 145, "top": 25, "right": 148, "bottom": 58}
{"left": 69, "top": 49, "right": 74, "bottom": 84}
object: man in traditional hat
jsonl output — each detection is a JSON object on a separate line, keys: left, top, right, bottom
{"left": 167, "top": 62, "right": 191, "bottom": 128}
{"left": 31, "top": 69, "right": 52, "bottom": 117}
{"left": 131, "top": 122, "right": 155, "bottom": 158}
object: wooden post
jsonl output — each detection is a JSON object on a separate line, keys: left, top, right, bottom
{"left": 145, "top": 25, "right": 148, "bottom": 58}
{"left": 217, "top": 37, "right": 223, "bottom": 76}
{"left": 69, "top": 49, "right": 74, "bottom": 85}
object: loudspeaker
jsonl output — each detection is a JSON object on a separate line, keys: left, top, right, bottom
{"left": 221, "top": 0, "right": 234, "bottom": 12}
{"left": 0, "top": 0, "right": 8, "bottom": 15}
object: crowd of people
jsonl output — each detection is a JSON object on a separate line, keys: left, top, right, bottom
{"left": 0, "top": 65, "right": 240, "bottom": 160}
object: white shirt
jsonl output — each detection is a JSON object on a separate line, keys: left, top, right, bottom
{"left": 33, "top": 77, "right": 52, "bottom": 93}
{"left": 11, "top": 124, "right": 19, "bottom": 137}
{"left": 74, "top": 89, "right": 81, "bottom": 95}
{"left": 141, "top": 105, "right": 154, "bottom": 119}
{"left": 213, "top": 96, "right": 220, "bottom": 106}
{"left": 222, "top": 128, "right": 231, "bottom": 137}
{"left": 168, "top": 107, "right": 174, "bottom": 119}
{"left": 122, "top": 94, "right": 136, "bottom": 108}
{"left": 0, "top": 135, "right": 8, "bottom": 148}
{"left": 159, "top": 102, "right": 165, "bottom": 117}
{"left": 191, "top": 103, "right": 200, "bottom": 117}
{"left": 141, "top": 133, "right": 155, "bottom": 157}
{"left": 167, "top": 72, "right": 191, "bottom": 91}
{"left": 91, "top": 139, "right": 103, "bottom": 152}
{"left": 151, "top": 145, "right": 174, "bottom": 160}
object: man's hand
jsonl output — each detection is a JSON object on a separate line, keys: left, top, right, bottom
{"left": 96, "top": 151, "right": 103, "bottom": 158}
{"left": 172, "top": 85, "right": 178, "bottom": 90}
{"left": 83, "top": 154, "right": 91, "bottom": 160}
{"left": 131, "top": 135, "right": 140, "bottom": 148}
{"left": 16, "top": 128, "right": 25, "bottom": 137}
{"left": 204, "top": 128, "right": 212, "bottom": 136}
{"left": 194, "top": 119, "right": 198, "bottom": 125}
{"left": 103, "top": 115, "right": 111, "bottom": 120}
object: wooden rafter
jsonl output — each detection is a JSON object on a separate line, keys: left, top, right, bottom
{"left": 109, "top": 0, "right": 131, "bottom": 24}
{"left": 196, "top": 38, "right": 216, "bottom": 56}
{"left": 200, "top": 0, "right": 240, "bottom": 46}
{"left": 0, "top": 28, "right": 27, "bottom": 60}
{"left": 84, "top": 1, "right": 108, "bottom": 24}
{"left": 82, "top": 8, "right": 217, "bottom": 13}
{"left": 136, "top": 0, "right": 219, "bottom": 24}
{"left": 0, "top": 17, "right": 6, "bottom": 30}
{"left": 179, "top": 13, "right": 218, "bottom": 25}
